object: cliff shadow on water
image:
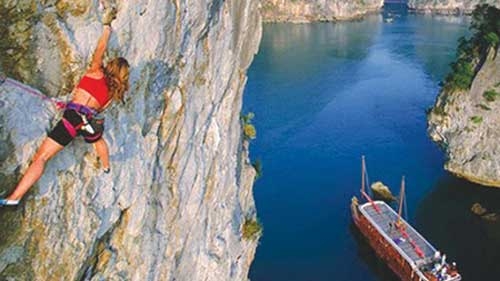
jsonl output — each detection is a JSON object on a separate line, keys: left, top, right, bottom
{"left": 349, "top": 223, "right": 400, "bottom": 281}
{"left": 416, "top": 174, "right": 500, "bottom": 280}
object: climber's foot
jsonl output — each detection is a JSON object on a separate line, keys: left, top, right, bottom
{"left": 0, "top": 199, "right": 20, "bottom": 206}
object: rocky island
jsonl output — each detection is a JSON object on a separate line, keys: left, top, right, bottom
{"left": 408, "top": 0, "right": 500, "bottom": 14}
{"left": 260, "top": 0, "right": 384, "bottom": 23}
{"left": 428, "top": 5, "right": 500, "bottom": 187}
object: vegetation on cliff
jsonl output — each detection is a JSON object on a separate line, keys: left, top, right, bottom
{"left": 242, "top": 112, "right": 257, "bottom": 140}
{"left": 443, "top": 4, "right": 500, "bottom": 92}
{"left": 242, "top": 218, "right": 263, "bottom": 241}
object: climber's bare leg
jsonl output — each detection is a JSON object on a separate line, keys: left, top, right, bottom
{"left": 93, "top": 138, "right": 110, "bottom": 171}
{"left": 7, "top": 137, "right": 64, "bottom": 201}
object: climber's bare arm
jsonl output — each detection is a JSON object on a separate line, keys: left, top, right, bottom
{"left": 88, "top": 26, "right": 112, "bottom": 74}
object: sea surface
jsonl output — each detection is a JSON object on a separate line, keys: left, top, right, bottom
{"left": 243, "top": 5, "right": 500, "bottom": 281}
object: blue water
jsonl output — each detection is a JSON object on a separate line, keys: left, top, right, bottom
{"left": 244, "top": 6, "right": 500, "bottom": 281}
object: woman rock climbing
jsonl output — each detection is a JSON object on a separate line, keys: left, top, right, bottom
{"left": 0, "top": 7, "right": 130, "bottom": 206}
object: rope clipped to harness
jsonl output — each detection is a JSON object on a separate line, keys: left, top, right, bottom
{"left": 0, "top": 72, "right": 67, "bottom": 109}
{"left": 0, "top": 72, "right": 105, "bottom": 142}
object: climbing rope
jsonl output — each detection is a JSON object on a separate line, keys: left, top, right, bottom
{"left": 0, "top": 72, "right": 67, "bottom": 109}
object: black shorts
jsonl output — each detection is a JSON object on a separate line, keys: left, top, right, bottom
{"left": 48, "top": 109, "right": 104, "bottom": 146}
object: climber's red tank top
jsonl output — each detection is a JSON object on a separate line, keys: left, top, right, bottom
{"left": 76, "top": 75, "right": 110, "bottom": 107}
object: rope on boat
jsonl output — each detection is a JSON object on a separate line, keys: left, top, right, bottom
{"left": 360, "top": 156, "right": 425, "bottom": 259}
{"left": 398, "top": 226, "right": 425, "bottom": 258}
{"left": 361, "top": 191, "right": 382, "bottom": 214}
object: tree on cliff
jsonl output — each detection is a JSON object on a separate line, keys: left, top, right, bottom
{"left": 443, "top": 4, "right": 500, "bottom": 92}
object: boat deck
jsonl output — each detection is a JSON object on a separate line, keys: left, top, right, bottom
{"left": 359, "top": 201, "right": 436, "bottom": 266}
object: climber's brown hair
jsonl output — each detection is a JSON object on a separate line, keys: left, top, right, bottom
{"left": 104, "top": 57, "right": 129, "bottom": 102}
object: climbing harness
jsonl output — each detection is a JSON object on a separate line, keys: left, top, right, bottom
{"left": 64, "top": 102, "right": 102, "bottom": 136}
{"left": 0, "top": 3, "right": 121, "bottom": 141}
{"left": 0, "top": 72, "right": 105, "bottom": 140}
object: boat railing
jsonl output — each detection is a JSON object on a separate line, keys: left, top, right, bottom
{"left": 359, "top": 202, "right": 430, "bottom": 281}
{"left": 447, "top": 274, "right": 462, "bottom": 281}
{"left": 357, "top": 156, "right": 461, "bottom": 281}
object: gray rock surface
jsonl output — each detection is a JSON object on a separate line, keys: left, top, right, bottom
{"left": 0, "top": 0, "right": 261, "bottom": 280}
{"left": 260, "top": 0, "right": 384, "bottom": 22}
{"left": 408, "top": 0, "right": 500, "bottom": 14}
{"left": 428, "top": 49, "right": 500, "bottom": 187}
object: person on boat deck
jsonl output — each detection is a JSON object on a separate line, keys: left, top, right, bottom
{"left": 0, "top": 8, "right": 129, "bottom": 207}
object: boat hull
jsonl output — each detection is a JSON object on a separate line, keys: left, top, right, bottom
{"left": 351, "top": 198, "right": 434, "bottom": 281}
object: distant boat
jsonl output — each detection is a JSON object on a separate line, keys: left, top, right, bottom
{"left": 384, "top": 17, "right": 394, "bottom": 23}
{"left": 351, "top": 156, "right": 462, "bottom": 281}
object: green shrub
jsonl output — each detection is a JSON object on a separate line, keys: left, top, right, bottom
{"left": 471, "top": 115, "right": 483, "bottom": 124}
{"left": 477, "top": 103, "right": 491, "bottom": 110}
{"left": 241, "top": 112, "right": 254, "bottom": 124}
{"left": 442, "top": 5, "right": 500, "bottom": 91}
{"left": 444, "top": 60, "right": 474, "bottom": 91}
{"left": 242, "top": 218, "right": 263, "bottom": 241}
{"left": 252, "top": 159, "right": 263, "bottom": 179}
{"left": 483, "top": 89, "right": 499, "bottom": 102}
{"left": 242, "top": 112, "right": 257, "bottom": 140}
{"left": 484, "top": 32, "right": 499, "bottom": 47}
{"left": 243, "top": 124, "right": 256, "bottom": 140}
{"left": 432, "top": 106, "right": 446, "bottom": 116}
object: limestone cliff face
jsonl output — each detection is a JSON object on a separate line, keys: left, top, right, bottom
{"left": 0, "top": 1, "right": 261, "bottom": 280}
{"left": 408, "top": 0, "right": 500, "bottom": 14}
{"left": 428, "top": 50, "right": 500, "bottom": 188}
{"left": 260, "top": 0, "right": 384, "bottom": 22}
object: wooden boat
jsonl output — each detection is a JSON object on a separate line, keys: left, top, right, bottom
{"left": 351, "top": 157, "right": 461, "bottom": 281}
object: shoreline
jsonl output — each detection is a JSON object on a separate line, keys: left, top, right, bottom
{"left": 408, "top": 7, "right": 474, "bottom": 16}
{"left": 261, "top": 8, "right": 383, "bottom": 24}
{"left": 261, "top": 5, "right": 474, "bottom": 24}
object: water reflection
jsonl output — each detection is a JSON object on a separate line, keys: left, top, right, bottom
{"left": 246, "top": 16, "right": 382, "bottom": 150}
{"left": 264, "top": 15, "right": 383, "bottom": 66}
{"left": 380, "top": 5, "right": 470, "bottom": 83}
{"left": 411, "top": 15, "right": 470, "bottom": 82}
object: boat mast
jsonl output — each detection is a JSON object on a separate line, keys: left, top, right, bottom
{"left": 361, "top": 155, "right": 365, "bottom": 195}
{"left": 397, "top": 176, "right": 405, "bottom": 225}
{"left": 394, "top": 175, "right": 425, "bottom": 258}
{"left": 360, "top": 156, "right": 382, "bottom": 213}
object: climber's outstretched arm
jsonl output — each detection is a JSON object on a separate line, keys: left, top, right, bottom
{"left": 89, "top": 26, "right": 112, "bottom": 73}
{"left": 89, "top": 8, "right": 117, "bottom": 73}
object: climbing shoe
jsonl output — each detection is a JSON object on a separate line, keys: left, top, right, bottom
{"left": 0, "top": 199, "right": 19, "bottom": 206}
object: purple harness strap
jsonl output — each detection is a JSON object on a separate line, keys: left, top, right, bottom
{"left": 66, "top": 102, "right": 97, "bottom": 117}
